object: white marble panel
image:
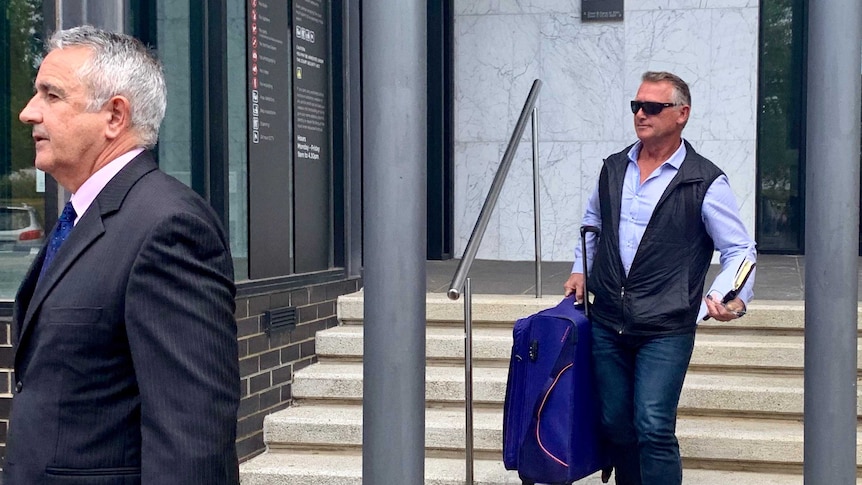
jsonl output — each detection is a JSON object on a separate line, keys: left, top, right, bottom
{"left": 534, "top": 142, "right": 586, "bottom": 262}
{"left": 495, "top": 143, "right": 541, "bottom": 261}
{"left": 455, "top": 0, "right": 580, "bottom": 16}
{"left": 492, "top": 140, "right": 628, "bottom": 261}
{"left": 454, "top": 142, "right": 506, "bottom": 259}
{"left": 695, "top": 139, "right": 758, "bottom": 234}
{"left": 538, "top": 140, "right": 624, "bottom": 261}
{"left": 704, "top": 8, "right": 758, "bottom": 142}
{"left": 540, "top": 14, "right": 627, "bottom": 142}
{"left": 624, "top": 10, "right": 714, "bottom": 143}
{"left": 629, "top": 0, "right": 757, "bottom": 10}
{"left": 455, "top": 14, "right": 543, "bottom": 143}
{"left": 454, "top": 3, "right": 761, "bottom": 261}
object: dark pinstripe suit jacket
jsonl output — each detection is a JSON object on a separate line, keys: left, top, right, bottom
{"left": 5, "top": 151, "right": 240, "bottom": 484}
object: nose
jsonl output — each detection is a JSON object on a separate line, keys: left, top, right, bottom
{"left": 19, "top": 95, "right": 40, "bottom": 125}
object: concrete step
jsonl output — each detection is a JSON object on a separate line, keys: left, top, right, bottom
{"left": 260, "top": 404, "right": 862, "bottom": 467}
{"left": 293, "top": 362, "right": 505, "bottom": 405}
{"left": 239, "top": 292, "right": 862, "bottom": 484}
{"left": 316, "top": 324, "right": 862, "bottom": 371}
{"left": 315, "top": 325, "right": 512, "bottom": 363}
{"left": 240, "top": 451, "right": 825, "bottom": 485}
{"left": 338, "top": 291, "right": 814, "bottom": 330}
{"left": 293, "top": 362, "right": 862, "bottom": 416}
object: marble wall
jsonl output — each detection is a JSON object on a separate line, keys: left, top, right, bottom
{"left": 453, "top": 0, "right": 759, "bottom": 262}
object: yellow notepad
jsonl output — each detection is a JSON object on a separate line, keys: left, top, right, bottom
{"left": 722, "top": 259, "right": 756, "bottom": 304}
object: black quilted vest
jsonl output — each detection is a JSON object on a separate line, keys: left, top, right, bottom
{"left": 589, "top": 141, "right": 724, "bottom": 336}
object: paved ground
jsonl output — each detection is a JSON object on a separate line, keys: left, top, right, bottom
{"left": 427, "top": 254, "right": 846, "bottom": 301}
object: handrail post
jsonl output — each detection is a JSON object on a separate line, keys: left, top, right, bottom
{"left": 448, "top": 79, "right": 543, "bottom": 300}
{"left": 531, "top": 106, "right": 542, "bottom": 298}
{"left": 464, "top": 277, "right": 474, "bottom": 484}
{"left": 447, "top": 82, "right": 542, "bottom": 483}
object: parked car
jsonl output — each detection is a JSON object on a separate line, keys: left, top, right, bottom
{"left": 0, "top": 205, "right": 45, "bottom": 252}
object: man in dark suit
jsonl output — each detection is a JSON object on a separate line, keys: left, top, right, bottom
{"left": 5, "top": 26, "right": 240, "bottom": 484}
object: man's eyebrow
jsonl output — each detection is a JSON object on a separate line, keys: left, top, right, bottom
{"left": 34, "top": 80, "right": 67, "bottom": 97}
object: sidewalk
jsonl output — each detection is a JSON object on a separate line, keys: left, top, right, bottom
{"left": 427, "top": 254, "right": 834, "bottom": 301}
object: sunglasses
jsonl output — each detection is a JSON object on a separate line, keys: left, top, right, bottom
{"left": 630, "top": 100, "right": 679, "bottom": 116}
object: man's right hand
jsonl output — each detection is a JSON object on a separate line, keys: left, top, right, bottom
{"left": 563, "top": 273, "right": 585, "bottom": 303}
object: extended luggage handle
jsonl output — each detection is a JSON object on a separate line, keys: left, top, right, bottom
{"left": 580, "top": 225, "right": 600, "bottom": 318}
{"left": 580, "top": 225, "right": 611, "bottom": 483}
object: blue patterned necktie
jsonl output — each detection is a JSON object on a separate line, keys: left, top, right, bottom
{"left": 39, "top": 201, "right": 77, "bottom": 279}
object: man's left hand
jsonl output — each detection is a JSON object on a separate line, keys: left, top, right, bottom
{"left": 704, "top": 294, "right": 745, "bottom": 321}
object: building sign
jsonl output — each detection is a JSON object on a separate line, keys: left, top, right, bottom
{"left": 292, "top": 0, "right": 329, "bottom": 168}
{"left": 247, "top": 0, "right": 291, "bottom": 150}
{"left": 247, "top": 0, "right": 294, "bottom": 278}
{"left": 292, "top": 0, "right": 331, "bottom": 273}
{"left": 246, "top": 0, "right": 331, "bottom": 277}
{"left": 582, "top": 0, "right": 623, "bottom": 22}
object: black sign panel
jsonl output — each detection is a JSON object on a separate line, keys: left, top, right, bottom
{"left": 582, "top": 0, "right": 624, "bottom": 22}
{"left": 292, "top": 0, "right": 331, "bottom": 273}
{"left": 248, "top": 0, "right": 294, "bottom": 278}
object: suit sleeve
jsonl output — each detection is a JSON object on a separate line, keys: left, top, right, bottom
{"left": 124, "top": 209, "right": 239, "bottom": 485}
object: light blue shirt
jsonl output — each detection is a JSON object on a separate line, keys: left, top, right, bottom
{"left": 572, "top": 140, "right": 757, "bottom": 321}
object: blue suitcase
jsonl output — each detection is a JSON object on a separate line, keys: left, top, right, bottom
{"left": 503, "top": 225, "right": 609, "bottom": 484}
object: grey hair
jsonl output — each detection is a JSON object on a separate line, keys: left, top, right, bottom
{"left": 47, "top": 25, "right": 166, "bottom": 148}
{"left": 641, "top": 71, "right": 691, "bottom": 107}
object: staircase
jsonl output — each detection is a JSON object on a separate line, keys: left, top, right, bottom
{"left": 240, "top": 291, "right": 862, "bottom": 484}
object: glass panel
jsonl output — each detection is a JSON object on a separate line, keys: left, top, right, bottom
{"left": 0, "top": 0, "right": 45, "bottom": 299}
{"left": 154, "top": 0, "right": 248, "bottom": 280}
{"left": 757, "top": 0, "right": 805, "bottom": 253}
{"left": 156, "top": 1, "right": 193, "bottom": 185}
{"left": 228, "top": 0, "right": 249, "bottom": 280}
{"left": 57, "top": 0, "right": 125, "bottom": 30}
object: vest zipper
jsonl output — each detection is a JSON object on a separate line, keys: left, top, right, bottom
{"left": 618, "top": 286, "right": 626, "bottom": 334}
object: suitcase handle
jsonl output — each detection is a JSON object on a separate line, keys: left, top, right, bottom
{"left": 580, "top": 225, "right": 600, "bottom": 318}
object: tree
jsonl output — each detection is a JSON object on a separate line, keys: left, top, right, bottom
{"left": 3, "top": 0, "right": 43, "bottom": 204}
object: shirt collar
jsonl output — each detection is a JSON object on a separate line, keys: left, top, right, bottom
{"left": 627, "top": 139, "right": 688, "bottom": 170}
{"left": 69, "top": 148, "right": 144, "bottom": 224}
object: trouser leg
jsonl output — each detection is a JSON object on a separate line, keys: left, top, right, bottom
{"left": 592, "top": 325, "right": 641, "bottom": 485}
{"left": 633, "top": 332, "right": 695, "bottom": 485}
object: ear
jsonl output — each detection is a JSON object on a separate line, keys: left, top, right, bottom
{"left": 103, "top": 95, "right": 133, "bottom": 140}
{"left": 677, "top": 105, "right": 691, "bottom": 126}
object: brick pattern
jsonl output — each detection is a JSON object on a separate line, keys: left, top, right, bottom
{"left": 0, "top": 315, "right": 10, "bottom": 468}
{"left": 235, "top": 277, "right": 362, "bottom": 461}
{"left": 0, "top": 277, "right": 362, "bottom": 467}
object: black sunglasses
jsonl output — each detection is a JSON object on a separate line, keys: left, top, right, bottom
{"left": 630, "top": 100, "right": 678, "bottom": 116}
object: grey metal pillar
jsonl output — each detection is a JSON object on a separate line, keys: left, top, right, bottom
{"left": 343, "top": 0, "right": 363, "bottom": 278}
{"left": 362, "top": 0, "right": 427, "bottom": 483}
{"left": 804, "top": 1, "right": 861, "bottom": 483}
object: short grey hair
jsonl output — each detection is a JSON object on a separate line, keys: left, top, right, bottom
{"left": 48, "top": 25, "right": 166, "bottom": 148}
{"left": 641, "top": 71, "right": 691, "bottom": 107}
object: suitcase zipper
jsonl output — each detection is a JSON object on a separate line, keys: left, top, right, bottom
{"left": 535, "top": 363, "right": 573, "bottom": 467}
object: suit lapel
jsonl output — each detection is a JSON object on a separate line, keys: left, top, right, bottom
{"left": 19, "top": 209, "right": 106, "bottom": 332}
{"left": 15, "top": 151, "right": 159, "bottom": 350}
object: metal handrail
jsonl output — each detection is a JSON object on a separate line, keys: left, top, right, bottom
{"left": 447, "top": 80, "right": 543, "bottom": 485}
{"left": 447, "top": 79, "right": 543, "bottom": 300}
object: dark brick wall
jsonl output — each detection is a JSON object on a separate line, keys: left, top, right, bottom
{"left": 0, "top": 275, "right": 363, "bottom": 467}
{"left": 0, "top": 311, "right": 10, "bottom": 468}
{"left": 234, "top": 276, "right": 363, "bottom": 462}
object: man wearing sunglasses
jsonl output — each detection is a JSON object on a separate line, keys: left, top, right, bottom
{"left": 563, "top": 71, "right": 756, "bottom": 485}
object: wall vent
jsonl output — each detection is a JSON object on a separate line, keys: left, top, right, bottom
{"left": 263, "top": 306, "right": 297, "bottom": 336}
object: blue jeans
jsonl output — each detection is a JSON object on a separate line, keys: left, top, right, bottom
{"left": 591, "top": 324, "right": 695, "bottom": 485}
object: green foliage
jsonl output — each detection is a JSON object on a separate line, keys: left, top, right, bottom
{"left": 4, "top": 0, "right": 42, "bottom": 200}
